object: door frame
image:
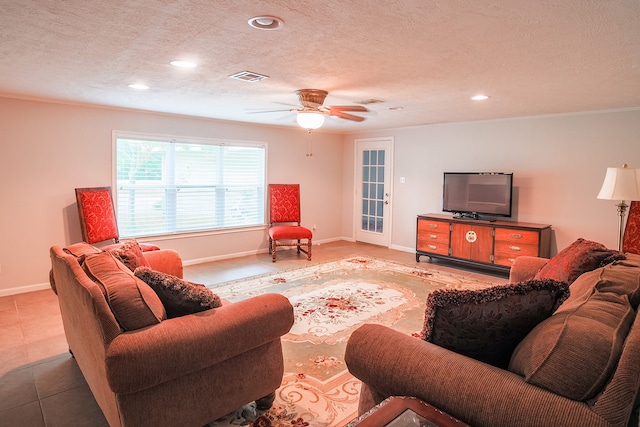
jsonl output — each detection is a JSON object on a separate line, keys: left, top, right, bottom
{"left": 353, "top": 137, "right": 394, "bottom": 247}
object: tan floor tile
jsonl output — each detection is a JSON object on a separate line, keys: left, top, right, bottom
{"left": 0, "top": 367, "right": 38, "bottom": 412}
{"left": 26, "top": 334, "right": 69, "bottom": 364}
{"left": 33, "top": 355, "right": 86, "bottom": 399}
{"left": 14, "top": 289, "right": 58, "bottom": 308}
{"left": 0, "top": 295, "right": 16, "bottom": 312}
{"left": 20, "top": 315, "right": 64, "bottom": 344}
{"left": 40, "top": 383, "right": 108, "bottom": 427}
{"left": 0, "top": 323, "right": 24, "bottom": 348}
{"left": 0, "top": 345, "right": 30, "bottom": 376}
{"left": 0, "top": 401, "right": 45, "bottom": 427}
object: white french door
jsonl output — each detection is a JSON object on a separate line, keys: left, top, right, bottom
{"left": 354, "top": 137, "right": 394, "bottom": 246}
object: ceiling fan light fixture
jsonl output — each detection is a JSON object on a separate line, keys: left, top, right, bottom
{"left": 248, "top": 15, "right": 284, "bottom": 30}
{"left": 296, "top": 111, "right": 325, "bottom": 130}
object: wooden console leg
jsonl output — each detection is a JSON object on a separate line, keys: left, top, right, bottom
{"left": 256, "top": 391, "right": 276, "bottom": 410}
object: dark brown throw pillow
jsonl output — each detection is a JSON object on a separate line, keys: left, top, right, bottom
{"left": 534, "top": 238, "right": 625, "bottom": 284}
{"left": 421, "top": 279, "right": 569, "bottom": 368}
{"left": 134, "top": 267, "right": 222, "bottom": 318}
{"left": 108, "top": 239, "right": 151, "bottom": 272}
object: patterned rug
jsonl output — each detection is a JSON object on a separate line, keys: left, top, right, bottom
{"left": 208, "top": 257, "right": 496, "bottom": 427}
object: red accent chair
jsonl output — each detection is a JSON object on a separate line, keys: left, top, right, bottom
{"left": 623, "top": 201, "right": 640, "bottom": 255}
{"left": 268, "top": 184, "right": 312, "bottom": 262}
{"left": 75, "top": 187, "right": 159, "bottom": 251}
{"left": 75, "top": 187, "right": 120, "bottom": 244}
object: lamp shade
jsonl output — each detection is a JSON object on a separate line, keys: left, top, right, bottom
{"left": 597, "top": 165, "right": 640, "bottom": 201}
{"left": 296, "top": 111, "right": 325, "bottom": 130}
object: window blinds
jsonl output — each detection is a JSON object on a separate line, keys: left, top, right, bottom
{"left": 115, "top": 136, "right": 266, "bottom": 237}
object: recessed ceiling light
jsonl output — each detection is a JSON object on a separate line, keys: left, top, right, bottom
{"left": 128, "top": 83, "right": 149, "bottom": 90}
{"left": 248, "top": 15, "right": 284, "bottom": 30}
{"left": 471, "top": 94, "right": 490, "bottom": 101}
{"left": 170, "top": 60, "right": 197, "bottom": 68}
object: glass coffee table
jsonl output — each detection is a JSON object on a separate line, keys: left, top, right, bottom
{"left": 346, "top": 396, "right": 469, "bottom": 427}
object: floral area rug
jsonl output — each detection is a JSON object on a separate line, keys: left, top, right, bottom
{"left": 207, "top": 257, "right": 495, "bottom": 427}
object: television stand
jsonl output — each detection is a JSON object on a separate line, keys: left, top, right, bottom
{"left": 416, "top": 214, "right": 552, "bottom": 272}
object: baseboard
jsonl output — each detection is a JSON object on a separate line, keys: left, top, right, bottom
{"left": 183, "top": 237, "right": 345, "bottom": 266}
{"left": 390, "top": 244, "right": 415, "bottom": 254}
{"left": 0, "top": 282, "right": 52, "bottom": 297}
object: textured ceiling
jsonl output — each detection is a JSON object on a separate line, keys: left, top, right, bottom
{"left": 1, "top": 0, "right": 639, "bottom": 132}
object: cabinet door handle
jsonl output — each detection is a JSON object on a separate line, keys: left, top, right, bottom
{"left": 509, "top": 245, "right": 522, "bottom": 251}
{"left": 429, "top": 234, "right": 438, "bottom": 239}
{"left": 428, "top": 224, "right": 438, "bottom": 229}
{"left": 428, "top": 244, "right": 437, "bottom": 250}
{"left": 508, "top": 258, "right": 516, "bottom": 263}
{"left": 510, "top": 233, "right": 523, "bottom": 239}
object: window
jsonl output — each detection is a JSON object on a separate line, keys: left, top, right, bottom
{"left": 114, "top": 133, "right": 266, "bottom": 238}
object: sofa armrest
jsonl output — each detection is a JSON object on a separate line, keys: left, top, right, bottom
{"left": 345, "top": 324, "right": 605, "bottom": 427}
{"left": 508, "top": 256, "right": 549, "bottom": 283}
{"left": 105, "top": 293, "right": 293, "bottom": 393}
{"left": 142, "top": 249, "right": 183, "bottom": 278}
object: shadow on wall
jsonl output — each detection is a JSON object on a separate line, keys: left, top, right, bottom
{"left": 63, "top": 203, "right": 83, "bottom": 246}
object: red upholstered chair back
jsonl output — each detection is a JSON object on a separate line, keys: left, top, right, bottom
{"left": 623, "top": 201, "right": 640, "bottom": 255}
{"left": 269, "top": 184, "right": 302, "bottom": 225}
{"left": 75, "top": 187, "right": 119, "bottom": 244}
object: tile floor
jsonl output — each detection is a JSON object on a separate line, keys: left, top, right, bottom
{"left": 0, "top": 241, "right": 507, "bottom": 427}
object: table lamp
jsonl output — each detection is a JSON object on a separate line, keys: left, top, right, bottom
{"left": 597, "top": 164, "right": 640, "bottom": 251}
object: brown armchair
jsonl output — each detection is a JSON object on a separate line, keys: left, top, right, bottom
{"left": 50, "top": 243, "right": 294, "bottom": 426}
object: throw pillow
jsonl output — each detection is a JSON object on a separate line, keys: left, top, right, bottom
{"left": 509, "top": 291, "right": 634, "bottom": 401}
{"left": 533, "top": 238, "right": 625, "bottom": 284}
{"left": 81, "top": 252, "right": 166, "bottom": 331}
{"left": 421, "top": 279, "right": 569, "bottom": 368}
{"left": 134, "top": 266, "right": 222, "bottom": 318}
{"left": 108, "top": 239, "right": 151, "bottom": 272}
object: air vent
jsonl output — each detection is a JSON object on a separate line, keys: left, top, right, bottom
{"left": 357, "top": 98, "right": 384, "bottom": 105}
{"left": 229, "top": 71, "right": 269, "bottom": 82}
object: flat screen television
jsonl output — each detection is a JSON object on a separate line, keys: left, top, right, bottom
{"left": 443, "top": 172, "right": 513, "bottom": 219}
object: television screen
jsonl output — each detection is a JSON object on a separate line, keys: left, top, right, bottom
{"left": 443, "top": 172, "right": 513, "bottom": 218}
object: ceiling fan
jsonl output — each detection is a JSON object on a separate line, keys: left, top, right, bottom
{"left": 253, "top": 89, "right": 369, "bottom": 129}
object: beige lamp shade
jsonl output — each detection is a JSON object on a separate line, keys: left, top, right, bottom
{"left": 597, "top": 165, "right": 640, "bottom": 201}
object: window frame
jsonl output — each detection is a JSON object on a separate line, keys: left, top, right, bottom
{"left": 111, "top": 130, "right": 268, "bottom": 239}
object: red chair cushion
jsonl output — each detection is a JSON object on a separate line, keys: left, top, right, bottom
{"left": 623, "top": 201, "right": 640, "bottom": 255}
{"left": 269, "top": 225, "right": 312, "bottom": 240}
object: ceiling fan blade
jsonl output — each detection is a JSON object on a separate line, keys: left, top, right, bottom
{"left": 330, "top": 110, "right": 365, "bottom": 122}
{"left": 246, "top": 109, "right": 294, "bottom": 114}
{"left": 328, "top": 105, "right": 368, "bottom": 112}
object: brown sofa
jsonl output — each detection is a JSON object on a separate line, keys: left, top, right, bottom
{"left": 345, "top": 254, "right": 640, "bottom": 427}
{"left": 50, "top": 243, "right": 294, "bottom": 427}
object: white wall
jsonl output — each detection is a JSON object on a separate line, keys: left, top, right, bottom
{"left": 2, "top": 97, "right": 639, "bottom": 295}
{"left": 0, "top": 97, "right": 344, "bottom": 294}
{"left": 342, "top": 108, "right": 640, "bottom": 255}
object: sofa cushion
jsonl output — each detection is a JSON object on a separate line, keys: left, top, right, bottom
{"left": 421, "top": 279, "right": 569, "bottom": 368}
{"left": 82, "top": 252, "right": 166, "bottom": 330}
{"left": 509, "top": 291, "right": 634, "bottom": 401}
{"left": 533, "top": 238, "right": 625, "bottom": 284}
{"left": 107, "top": 239, "right": 151, "bottom": 272}
{"left": 134, "top": 267, "right": 222, "bottom": 318}
{"left": 556, "top": 253, "right": 640, "bottom": 313}
{"left": 63, "top": 242, "right": 102, "bottom": 257}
